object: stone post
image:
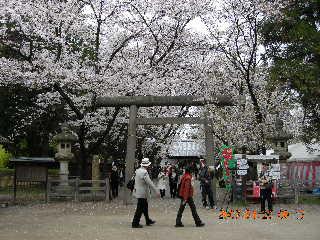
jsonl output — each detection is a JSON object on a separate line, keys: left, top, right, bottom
{"left": 124, "top": 105, "right": 138, "bottom": 205}
{"left": 92, "top": 155, "right": 100, "bottom": 189}
{"left": 59, "top": 160, "right": 69, "bottom": 186}
{"left": 204, "top": 115, "right": 216, "bottom": 204}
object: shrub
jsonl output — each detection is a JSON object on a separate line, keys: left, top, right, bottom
{"left": 0, "top": 145, "right": 12, "bottom": 168}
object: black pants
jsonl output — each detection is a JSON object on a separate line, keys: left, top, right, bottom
{"left": 169, "top": 182, "right": 177, "bottom": 198}
{"left": 111, "top": 183, "right": 119, "bottom": 198}
{"left": 132, "top": 198, "right": 152, "bottom": 226}
{"left": 176, "top": 197, "right": 202, "bottom": 225}
{"left": 260, "top": 188, "right": 272, "bottom": 212}
{"left": 160, "top": 189, "right": 165, "bottom": 198}
{"left": 201, "top": 184, "right": 215, "bottom": 208}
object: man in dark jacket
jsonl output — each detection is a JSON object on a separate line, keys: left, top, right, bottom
{"left": 110, "top": 165, "right": 119, "bottom": 198}
{"left": 259, "top": 163, "right": 273, "bottom": 213}
{"left": 175, "top": 166, "right": 205, "bottom": 227}
{"left": 169, "top": 167, "right": 178, "bottom": 198}
{"left": 199, "top": 160, "right": 215, "bottom": 209}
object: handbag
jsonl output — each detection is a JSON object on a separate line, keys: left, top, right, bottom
{"left": 126, "top": 174, "right": 135, "bottom": 191}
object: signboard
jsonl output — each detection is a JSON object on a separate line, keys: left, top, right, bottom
{"left": 236, "top": 158, "right": 249, "bottom": 175}
{"left": 270, "top": 164, "right": 280, "bottom": 172}
{"left": 237, "top": 169, "right": 247, "bottom": 176}
{"left": 237, "top": 159, "right": 249, "bottom": 169}
{"left": 270, "top": 164, "right": 280, "bottom": 180}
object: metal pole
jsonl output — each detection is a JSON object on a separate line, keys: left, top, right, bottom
{"left": 124, "top": 105, "right": 138, "bottom": 205}
{"left": 204, "top": 115, "right": 216, "bottom": 205}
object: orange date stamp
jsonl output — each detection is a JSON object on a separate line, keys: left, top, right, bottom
{"left": 218, "top": 208, "right": 304, "bottom": 220}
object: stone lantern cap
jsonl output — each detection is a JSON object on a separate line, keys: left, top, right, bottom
{"left": 53, "top": 124, "right": 78, "bottom": 143}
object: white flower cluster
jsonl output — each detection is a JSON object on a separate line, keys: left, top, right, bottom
{"left": 0, "top": 0, "right": 301, "bottom": 156}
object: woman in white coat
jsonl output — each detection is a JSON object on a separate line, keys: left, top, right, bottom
{"left": 157, "top": 171, "right": 167, "bottom": 198}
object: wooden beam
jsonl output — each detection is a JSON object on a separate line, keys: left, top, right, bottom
{"left": 136, "top": 117, "right": 205, "bottom": 125}
{"left": 96, "top": 95, "right": 238, "bottom": 107}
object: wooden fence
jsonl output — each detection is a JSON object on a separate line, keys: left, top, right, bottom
{"left": 47, "top": 178, "right": 111, "bottom": 203}
{"left": 245, "top": 178, "right": 320, "bottom": 204}
{"left": 293, "top": 179, "right": 320, "bottom": 204}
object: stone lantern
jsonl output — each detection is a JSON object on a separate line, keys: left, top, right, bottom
{"left": 268, "top": 117, "right": 292, "bottom": 163}
{"left": 53, "top": 124, "right": 78, "bottom": 186}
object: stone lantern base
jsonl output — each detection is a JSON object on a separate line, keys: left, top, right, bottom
{"left": 55, "top": 153, "right": 74, "bottom": 194}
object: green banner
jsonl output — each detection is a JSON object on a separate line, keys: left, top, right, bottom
{"left": 219, "top": 145, "right": 236, "bottom": 191}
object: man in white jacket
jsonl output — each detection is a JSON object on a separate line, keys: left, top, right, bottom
{"left": 132, "top": 158, "right": 160, "bottom": 228}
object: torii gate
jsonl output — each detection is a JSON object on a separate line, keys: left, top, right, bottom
{"left": 96, "top": 95, "right": 239, "bottom": 204}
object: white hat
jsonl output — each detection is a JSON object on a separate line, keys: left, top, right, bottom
{"left": 140, "top": 158, "right": 151, "bottom": 167}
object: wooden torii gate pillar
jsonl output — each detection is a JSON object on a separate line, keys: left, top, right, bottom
{"left": 96, "top": 95, "right": 238, "bottom": 204}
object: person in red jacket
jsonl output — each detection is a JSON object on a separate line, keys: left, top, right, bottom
{"left": 175, "top": 166, "right": 205, "bottom": 227}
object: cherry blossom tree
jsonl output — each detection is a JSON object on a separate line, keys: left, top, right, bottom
{"left": 0, "top": 0, "right": 304, "bottom": 179}
{"left": 0, "top": 0, "right": 212, "bottom": 176}
{"left": 188, "top": 0, "right": 302, "bottom": 153}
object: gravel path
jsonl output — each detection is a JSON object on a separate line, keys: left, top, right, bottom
{"left": 1, "top": 181, "right": 320, "bottom": 240}
{"left": 1, "top": 197, "right": 320, "bottom": 240}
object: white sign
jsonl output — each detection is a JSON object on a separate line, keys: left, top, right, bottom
{"left": 237, "top": 169, "right": 247, "bottom": 176}
{"left": 270, "top": 171, "right": 280, "bottom": 180}
{"left": 237, "top": 159, "right": 249, "bottom": 169}
{"left": 270, "top": 164, "right": 280, "bottom": 172}
{"left": 269, "top": 164, "right": 280, "bottom": 180}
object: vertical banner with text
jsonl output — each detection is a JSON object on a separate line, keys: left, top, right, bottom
{"left": 219, "top": 145, "right": 236, "bottom": 191}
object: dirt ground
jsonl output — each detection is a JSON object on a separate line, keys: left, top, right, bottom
{"left": 1, "top": 195, "right": 320, "bottom": 240}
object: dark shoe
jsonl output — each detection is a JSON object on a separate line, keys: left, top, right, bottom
{"left": 175, "top": 223, "right": 184, "bottom": 227}
{"left": 132, "top": 224, "right": 143, "bottom": 228}
{"left": 146, "top": 220, "right": 156, "bottom": 226}
{"left": 196, "top": 222, "right": 205, "bottom": 227}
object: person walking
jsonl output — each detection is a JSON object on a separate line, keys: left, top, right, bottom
{"left": 199, "top": 160, "right": 215, "bottom": 209}
{"left": 157, "top": 170, "right": 167, "bottom": 198}
{"left": 169, "top": 167, "right": 178, "bottom": 198}
{"left": 119, "top": 167, "right": 125, "bottom": 187}
{"left": 175, "top": 166, "right": 205, "bottom": 227}
{"left": 110, "top": 165, "right": 119, "bottom": 198}
{"left": 132, "top": 158, "right": 160, "bottom": 228}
